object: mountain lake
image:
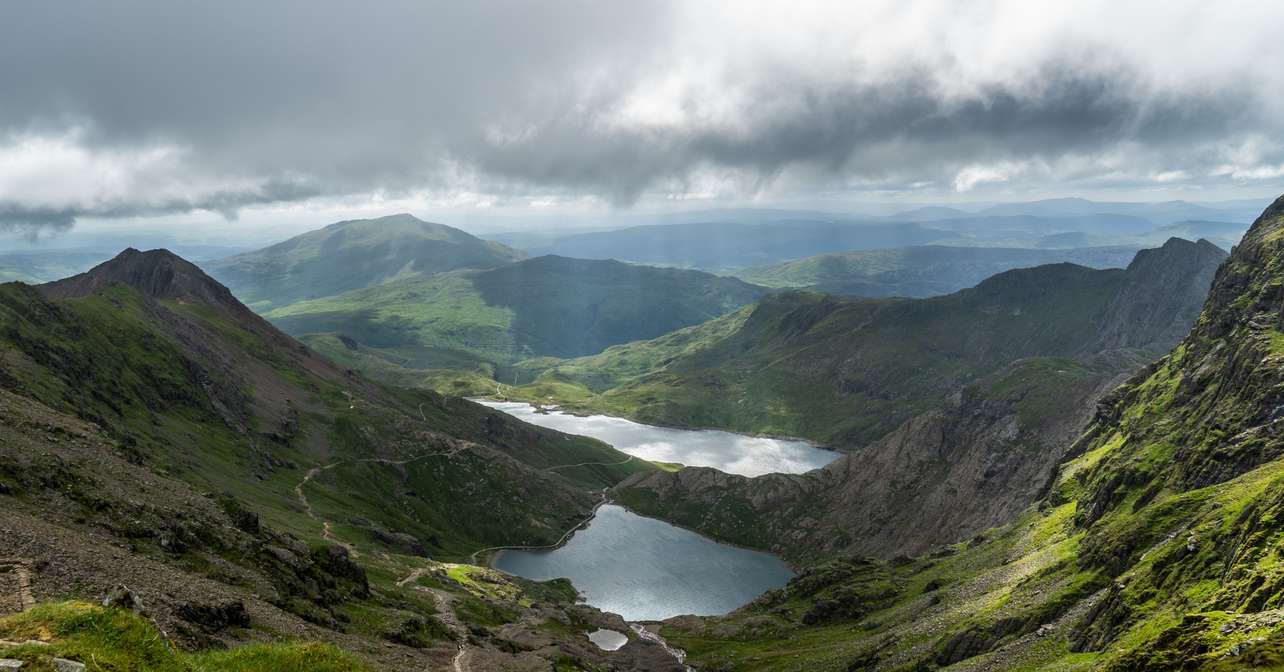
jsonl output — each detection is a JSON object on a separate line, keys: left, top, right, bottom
{"left": 475, "top": 400, "right": 838, "bottom": 477}
{"left": 477, "top": 400, "right": 830, "bottom": 620}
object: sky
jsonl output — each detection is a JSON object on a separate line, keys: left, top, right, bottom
{"left": 3, "top": 1, "right": 1284, "bottom": 241}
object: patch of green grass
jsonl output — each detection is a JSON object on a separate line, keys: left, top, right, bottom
{"left": 0, "top": 602, "right": 371, "bottom": 672}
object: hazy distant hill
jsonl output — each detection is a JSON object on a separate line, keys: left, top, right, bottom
{"left": 488, "top": 199, "right": 1260, "bottom": 271}
{"left": 0, "top": 250, "right": 112, "bottom": 283}
{"left": 494, "top": 220, "right": 949, "bottom": 270}
{"left": 204, "top": 213, "right": 524, "bottom": 310}
{"left": 967, "top": 197, "right": 1236, "bottom": 222}
{"left": 736, "top": 244, "right": 1143, "bottom": 297}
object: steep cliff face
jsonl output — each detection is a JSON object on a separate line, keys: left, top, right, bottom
{"left": 1060, "top": 194, "right": 1284, "bottom": 659}
{"left": 1086, "top": 238, "right": 1229, "bottom": 353}
{"left": 616, "top": 357, "right": 1129, "bottom": 561}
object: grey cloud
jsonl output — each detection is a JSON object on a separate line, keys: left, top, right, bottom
{"left": 467, "top": 64, "right": 1268, "bottom": 203}
{"left": 0, "top": 206, "right": 77, "bottom": 234}
{"left": 0, "top": 1, "right": 1281, "bottom": 218}
{"left": 0, "top": 179, "right": 317, "bottom": 230}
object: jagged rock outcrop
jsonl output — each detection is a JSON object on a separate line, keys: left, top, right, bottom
{"left": 1086, "top": 238, "right": 1229, "bottom": 353}
{"left": 42, "top": 248, "right": 251, "bottom": 316}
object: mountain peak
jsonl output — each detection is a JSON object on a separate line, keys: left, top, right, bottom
{"left": 1125, "top": 236, "right": 1227, "bottom": 273}
{"left": 1241, "top": 193, "right": 1284, "bottom": 244}
{"left": 39, "top": 247, "right": 248, "bottom": 313}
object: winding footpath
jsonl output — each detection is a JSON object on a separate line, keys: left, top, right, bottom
{"left": 395, "top": 567, "right": 472, "bottom": 672}
{"left": 542, "top": 454, "right": 634, "bottom": 472}
{"left": 467, "top": 490, "right": 610, "bottom": 565}
{"left": 293, "top": 444, "right": 628, "bottom": 672}
{"left": 292, "top": 448, "right": 473, "bottom": 556}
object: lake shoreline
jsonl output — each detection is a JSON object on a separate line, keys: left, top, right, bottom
{"left": 472, "top": 491, "right": 612, "bottom": 566}
{"left": 490, "top": 502, "right": 795, "bottom": 621}
{"left": 472, "top": 398, "right": 840, "bottom": 477}
{"left": 468, "top": 395, "right": 846, "bottom": 452}
{"left": 484, "top": 497, "right": 802, "bottom": 574}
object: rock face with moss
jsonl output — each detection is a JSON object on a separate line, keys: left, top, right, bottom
{"left": 659, "top": 194, "right": 1284, "bottom": 671}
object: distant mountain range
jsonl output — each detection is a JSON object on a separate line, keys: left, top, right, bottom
{"left": 486, "top": 199, "right": 1251, "bottom": 270}
{"left": 878, "top": 196, "right": 1266, "bottom": 223}
{"left": 495, "top": 220, "right": 948, "bottom": 270}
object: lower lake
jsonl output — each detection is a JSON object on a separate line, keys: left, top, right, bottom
{"left": 475, "top": 400, "right": 837, "bottom": 477}
{"left": 491, "top": 504, "right": 794, "bottom": 621}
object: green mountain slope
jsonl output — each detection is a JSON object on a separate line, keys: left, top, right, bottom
{"left": 735, "top": 245, "right": 1143, "bottom": 298}
{"left": 0, "top": 248, "right": 677, "bottom": 670}
{"left": 653, "top": 194, "right": 1284, "bottom": 672}
{"left": 515, "top": 238, "right": 1227, "bottom": 447}
{"left": 203, "top": 213, "right": 524, "bottom": 310}
{"left": 265, "top": 254, "right": 767, "bottom": 379}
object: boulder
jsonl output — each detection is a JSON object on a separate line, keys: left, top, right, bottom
{"left": 102, "top": 584, "right": 143, "bottom": 612}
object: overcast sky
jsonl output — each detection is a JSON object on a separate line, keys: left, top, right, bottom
{"left": 3, "top": 1, "right": 1284, "bottom": 238}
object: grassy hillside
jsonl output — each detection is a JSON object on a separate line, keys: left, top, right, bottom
{"left": 203, "top": 213, "right": 523, "bottom": 310}
{"left": 735, "top": 245, "right": 1141, "bottom": 298}
{"left": 511, "top": 239, "right": 1226, "bottom": 446}
{"left": 654, "top": 194, "right": 1284, "bottom": 672}
{"left": 0, "top": 249, "right": 674, "bottom": 670}
{"left": 265, "top": 254, "right": 767, "bottom": 378}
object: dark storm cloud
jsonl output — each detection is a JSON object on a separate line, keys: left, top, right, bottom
{"left": 464, "top": 64, "right": 1264, "bottom": 203}
{"left": 0, "top": 206, "right": 76, "bottom": 234}
{"left": 0, "top": 1, "right": 1281, "bottom": 218}
{"left": 0, "top": 180, "right": 317, "bottom": 231}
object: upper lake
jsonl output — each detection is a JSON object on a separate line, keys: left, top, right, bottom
{"left": 475, "top": 400, "right": 838, "bottom": 476}
{"left": 491, "top": 504, "right": 794, "bottom": 621}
